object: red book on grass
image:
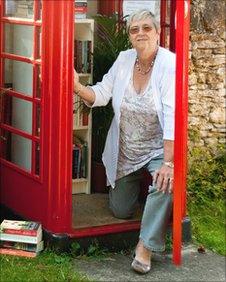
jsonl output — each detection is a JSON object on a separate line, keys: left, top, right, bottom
{"left": 0, "top": 220, "right": 41, "bottom": 236}
{"left": 0, "top": 248, "right": 38, "bottom": 258}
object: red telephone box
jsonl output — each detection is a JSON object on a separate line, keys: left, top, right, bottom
{"left": 0, "top": 0, "right": 190, "bottom": 265}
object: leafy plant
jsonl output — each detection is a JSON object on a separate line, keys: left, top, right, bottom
{"left": 92, "top": 14, "right": 131, "bottom": 162}
{"left": 71, "top": 241, "right": 82, "bottom": 257}
{"left": 86, "top": 241, "right": 108, "bottom": 258}
{"left": 187, "top": 133, "right": 225, "bottom": 255}
{"left": 187, "top": 142, "right": 225, "bottom": 205}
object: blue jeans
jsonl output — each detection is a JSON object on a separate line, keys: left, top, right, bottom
{"left": 109, "top": 154, "right": 172, "bottom": 252}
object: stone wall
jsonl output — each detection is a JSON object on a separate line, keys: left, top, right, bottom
{"left": 188, "top": 0, "right": 225, "bottom": 147}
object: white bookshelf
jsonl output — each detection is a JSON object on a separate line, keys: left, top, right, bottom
{"left": 72, "top": 19, "right": 94, "bottom": 194}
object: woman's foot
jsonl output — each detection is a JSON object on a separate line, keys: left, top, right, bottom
{"left": 131, "top": 240, "right": 152, "bottom": 274}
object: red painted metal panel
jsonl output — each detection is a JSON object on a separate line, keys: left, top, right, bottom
{"left": 160, "top": 0, "right": 167, "bottom": 47}
{"left": 1, "top": 17, "right": 41, "bottom": 26}
{"left": 41, "top": 0, "right": 74, "bottom": 232}
{"left": 98, "top": 0, "right": 115, "bottom": 15}
{"left": 0, "top": 124, "right": 39, "bottom": 142}
{"left": 1, "top": 158, "right": 41, "bottom": 182}
{"left": 69, "top": 221, "right": 141, "bottom": 238}
{"left": 173, "top": 0, "right": 190, "bottom": 265}
{"left": 170, "top": 0, "right": 176, "bottom": 52}
{"left": 1, "top": 52, "right": 35, "bottom": 63}
{"left": 118, "top": 0, "right": 123, "bottom": 18}
{"left": 0, "top": 89, "right": 41, "bottom": 103}
{"left": 1, "top": 165, "right": 45, "bottom": 221}
{"left": 181, "top": 1, "right": 190, "bottom": 220}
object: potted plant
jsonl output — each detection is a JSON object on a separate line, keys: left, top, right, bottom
{"left": 91, "top": 14, "right": 131, "bottom": 193}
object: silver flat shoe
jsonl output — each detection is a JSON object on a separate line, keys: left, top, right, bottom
{"left": 131, "top": 258, "right": 151, "bottom": 274}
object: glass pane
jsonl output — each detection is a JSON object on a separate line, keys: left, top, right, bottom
{"left": 2, "top": 95, "right": 32, "bottom": 134}
{"left": 35, "top": 142, "right": 40, "bottom": 175}
{"left": 4, "top": 59, "right": 33, "bottom": 96}
{"left": 1, "top": 129, "right": 31, "bottom": 172}
{"left": 4, "top": 96, "right": 32, "bottom": 134}
{"left": 5, "top": 0, "right": 34, "bottom": 19}
{"left": 4, "top": 23, "right": 33, "bottom": 57}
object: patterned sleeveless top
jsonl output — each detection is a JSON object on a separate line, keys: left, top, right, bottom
{"left": 116, "top": 75, "right": 164, "bottom": 180}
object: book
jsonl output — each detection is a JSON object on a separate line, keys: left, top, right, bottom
{"left": 0, "top": 240, "right": 44, "bottom": 253}
{"left": 74, "top": 0, "right": 87, "bottom": 19}
{"left": 74, "top": 136, "right": 88, "bottom": 178}
{"left": 0, "top": 220, "right": 42, "bottom": 244}
{"left": 0, "top": 220, "right": 41, "bottom": 236}
{"left": 0, "top": 231, "right": 42, "bottom": 244}
{"left": 0, "top": 248, "right": 39, "bottom": 258}
{"left": 72, "top": 144, "right": 80, "bottom": 179}
{"left": 81, "top": 141, "right": 88, "bottom": 178}
{"left": 74, "top": 40, "right": 92, "bottom": 74}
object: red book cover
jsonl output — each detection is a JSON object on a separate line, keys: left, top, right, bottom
{"left": 82, "top": 112, "right": 89, "bottom": 126}
{"left": 75, "top": 6, "right": 87, "bottom": 13}
{"left": 0, "top": 248, "right": 37, "bottom": 258}
{"left": 0, "top": 220, "right": 41, "bottom": 237}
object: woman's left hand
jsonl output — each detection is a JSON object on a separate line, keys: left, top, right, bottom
{"left": 153, "top": 164, "right": 174, "bottom": 194}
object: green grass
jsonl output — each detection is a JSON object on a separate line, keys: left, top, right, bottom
{"left": 188, "top": 199, "right": 225, "bottom": 256}
{"left": 0, "top": 250, "right": 89, "bottom": 282}
{"left": 187, "top": 140, "right": 225, "bottom": 256}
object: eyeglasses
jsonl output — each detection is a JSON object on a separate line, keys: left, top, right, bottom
{"left": 129, "top": 25, "right": 154, "bottom": 35}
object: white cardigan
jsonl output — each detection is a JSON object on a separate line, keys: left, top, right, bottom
{"left": 90, "top": 47, "right": 176, "bottom": 188}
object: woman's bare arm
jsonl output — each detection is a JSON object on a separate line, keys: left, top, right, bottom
{"left": 74, "top": 69, "right": 95, "bottom": 105}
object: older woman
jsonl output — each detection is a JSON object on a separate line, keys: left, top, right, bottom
{"left": 74, "top": 9, "right": 175, "bottom": 274}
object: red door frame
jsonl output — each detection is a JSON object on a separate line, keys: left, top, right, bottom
{"left": 173, "top": 0, "right": 190, "bottom": 265}
{"left": 41, "top": 0, "right": 74, "bottom": 232}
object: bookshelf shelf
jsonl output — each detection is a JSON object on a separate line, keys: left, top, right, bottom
{"left": 73, "top": 18, "right": 94, "bottom": 195}
{"left": 75, "top": 19, "right": 94, "bottom": 24}
{"left": 78, "top": 73, "right": 92, "bottom": 78}
{"left": 74, "top": 126, "right": 89, "bottom": 130}
{"left": 72, "top": 178, "right": 88, "bottom": 183}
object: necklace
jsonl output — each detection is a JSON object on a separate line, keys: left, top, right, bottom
{"left": 135, "top": 49, "right": 158, "bottom": 75}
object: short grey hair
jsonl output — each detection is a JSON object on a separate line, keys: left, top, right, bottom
{"left": 127, "top": 9, "right": 160, "bottom": 31}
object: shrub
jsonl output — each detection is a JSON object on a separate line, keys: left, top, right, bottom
{"left": 187, "top": 143, "right": 226, "bottom": 205}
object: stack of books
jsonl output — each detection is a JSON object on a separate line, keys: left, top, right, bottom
{"left": 74, "top": 0, "right": 87, "bottom": 19}
{"left": 0, "top": 219, "right": 43, "bottom": 258}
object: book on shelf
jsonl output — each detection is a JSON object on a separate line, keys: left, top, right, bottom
{"left": 72, "top": 144, "right": 81, "bottom": 179}
{"left": 72, "top": 136, "right": 88, "bottom": 179}
{"left": 73, "top": 95, "right": 90, "bottom": 128}
{"left": 74, "top": 40, "right": 92, "bottom": 74}
{"left": 0, "top": 220, "right": 42, "bottom": 244}
{"left": 74, "top": 0, "right": 87, "bottom": 19}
